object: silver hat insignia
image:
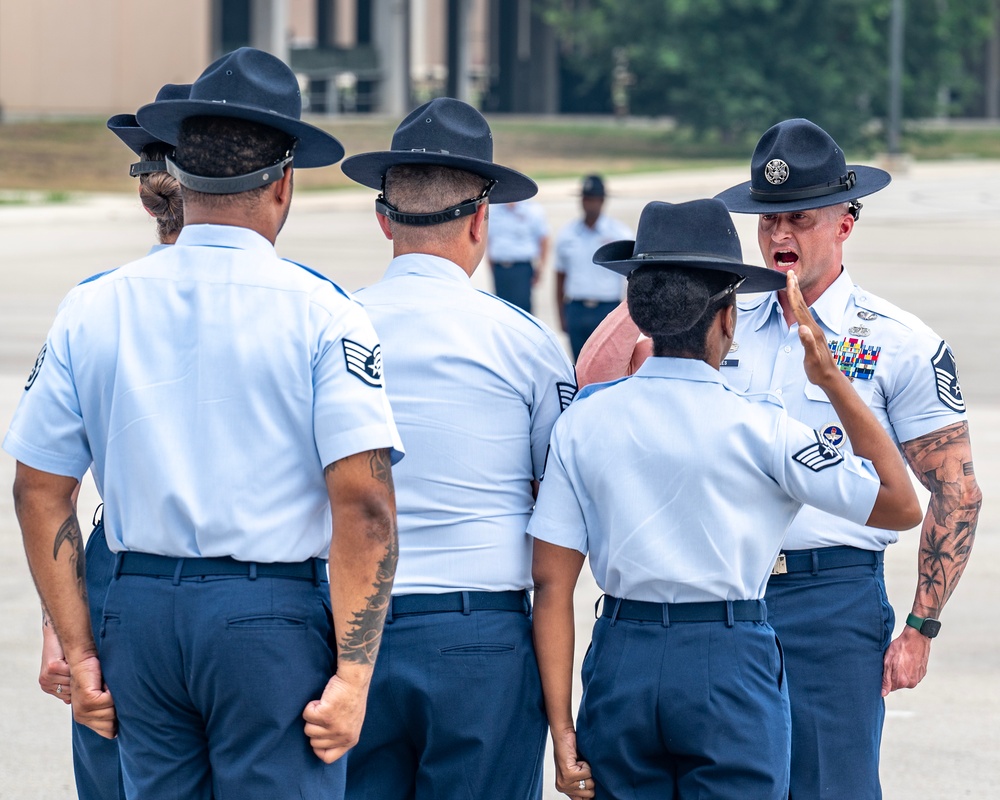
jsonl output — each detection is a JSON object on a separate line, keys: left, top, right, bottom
{"left": 764, "top": 159, "right": 789, "bottom": 185}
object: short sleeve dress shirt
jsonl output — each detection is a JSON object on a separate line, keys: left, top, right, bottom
{"left": 554, "top": 215, "right": 633, "bottom": 302}
{"left": 356, "top": 253, "right": 576, "bottom": 594}
{"left": 487, "top": 201, "right": 548, "bottom": 263}
{"left": 724, "top": 268, "right": 967, "bottom": 550}
{"left": 528, "top": 357, "right": 880, "bottom": 603}
{"left": 3, "top": 224, "right": 403, "bottom": 562}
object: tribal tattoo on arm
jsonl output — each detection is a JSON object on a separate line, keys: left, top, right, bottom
{"left": 338, "top": 448, "right": 398, "bottom": 666}
{"left": 52, "top": 514, "right": 87, "bottom": 601}
{"left": 901, "top": 421, "right": 982, "bottom": 618}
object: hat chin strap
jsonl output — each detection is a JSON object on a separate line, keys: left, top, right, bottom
{"left": 165, "top": 154, "right": 293, "bottom": 195}
{"left": 130, "top": 160, "right": 167, "bottom": 177}
{"left": 376, "top": 179, "right": 495, "bottom": 226}
{"left": 750, "top": 169, "right": 856, "bottom": 203}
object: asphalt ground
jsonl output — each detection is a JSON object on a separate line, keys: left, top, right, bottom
{"left": 1, "top": 162, "right": 997, "bottom": 798}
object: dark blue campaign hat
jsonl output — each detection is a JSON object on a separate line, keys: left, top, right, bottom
{"left": 715, "top": 118, "right": 890, "bottom": 214}
{"left": 580, "top": 174, "right": 606, "bottom": 197}
{"left": 594, "top": 199, "right": 786, "bottom": 293}
{"left": 107, "top": 83, "right": 191, "bottom": 157}
{"left": 341, "top": 97, "right": 537, "bottom": 204}
{"left": 136, "top": 47, "right": 344, "bottom": 168}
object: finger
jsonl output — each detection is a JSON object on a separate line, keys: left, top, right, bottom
{"left": 311, "top": 744, "right": 349, "bottom": 764}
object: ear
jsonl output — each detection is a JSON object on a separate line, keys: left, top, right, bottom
{"left": 272, "top": 165, "right": 294, "bottom": 206}
{"left": 720, "top": 303, "right": 737, "bottom": 341}
{"left": 836, "top": 211, "right": 855, "bottom": 242}
{"left": 376, "top": 213, "right": 394, "bottom": 240}
{"left": 469, "top": 203, "right": 488, "bottom": 244}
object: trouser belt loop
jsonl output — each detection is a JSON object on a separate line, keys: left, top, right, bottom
{"left": 113, "top": 553, "right": 124, "bottom": 580}
{"left": 610, "top": 596, "right": 623, "bottom": 626}
{"left": 725, "top": 600, "right": 735, "bottom": 628}
{"left": 522, "top": 590, "right": 531, "bottom": 616}
{"left": 594, "top": 595, "right": 604, "bottom": 620}
{"left": 385, "top": 596, "right": 394, "bottom": 625}
{"left": 312, "top": 558, "right": 323, "bottom": 586}
{"left": 172, "top": 558, "right": 184, "bottom": 586}
{"left": 461, "top": 591, "right": 471, "bottom": 616}
{"left": 249, "top": 563, "right": 258, "bottom": 581}
{"left": 811, "top": 551, "right": 820, "bottom": 576}
{"left": 661, "top": 602, "right": 670, "bottom": 628}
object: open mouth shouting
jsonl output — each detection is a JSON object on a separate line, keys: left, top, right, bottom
{"left": 773, "top": 250, "right": 799, "bottom": 271}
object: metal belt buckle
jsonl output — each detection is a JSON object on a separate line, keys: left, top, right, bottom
{"left": 771, "top": 554, "right": 787, "bottom": 575}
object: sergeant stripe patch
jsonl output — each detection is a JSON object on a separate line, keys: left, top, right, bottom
{"left": 931, "top": 341, "right": 965, "bottom": 413}
{"left": 557, "top": 382, "right": 577, "bottom": 411}
{"left": 343, "top": 340, "right": 383, "bottom": 387}
{"left": 793, "top": 432, "right": 844, "bottom": 472}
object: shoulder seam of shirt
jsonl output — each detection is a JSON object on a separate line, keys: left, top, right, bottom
{"left": 282, "top": 258, "right": 352, "bottom": 301}
{"left": 77, "top": 268, "right": 120, "bottom": 286}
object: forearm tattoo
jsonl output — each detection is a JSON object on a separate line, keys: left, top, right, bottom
{"left": 52, "top": 514, "right": 86, "bottom": 600}
{"left": 369, "top": 449, "right": 394, "bottom": 492}
{"left": 902, "top": 421, "right": 982, "bottom": 617}
{"left": 339, "top": 526, "right": 398, "bottom": 665}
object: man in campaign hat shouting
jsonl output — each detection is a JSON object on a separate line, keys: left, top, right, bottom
{"left": 340, "top": 97, "right": 575, "bottom": 800}
{"left": 714, "top": 118, "right": 982, "bottom": 799}
{"left": 5, "top": 47, "right": 402, "bottom": 799}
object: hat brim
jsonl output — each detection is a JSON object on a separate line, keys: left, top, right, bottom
{"left": 107, "top": 114, "right": 166, "bottom": 156}
{"left": 594, "top": 240, "right": 787, "bottom": 293}
{"left": 715, "top": 165, "right": 891, "bottom": 214}
{"left": 135, "top": 100, "right": 344, "bottom": 168}
{"left": 341, "top": 151, "right": 537, "bottom": 204}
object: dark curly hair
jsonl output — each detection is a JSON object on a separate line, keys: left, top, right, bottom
{"left": 174, "top": 116, "right": 296, "bottom": 206}
{"left": 627, "top": 266, "right": 737, "bottom": 358}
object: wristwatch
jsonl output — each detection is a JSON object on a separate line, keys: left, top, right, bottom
{"left": 905, "top": 613, "right": 942, "bottom": 639}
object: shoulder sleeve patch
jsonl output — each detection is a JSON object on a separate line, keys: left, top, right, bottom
{"left": 793, "top": 431, "right": 845, "bottom": 472}
{"left": 931, "top": 341, "right": 965, "bottom": 413}
{"left": 343, "top": 340, "right": 383, "bottom": 387}
{"left": 24, "top": 343, "right": 47, "bottom": 390}
{"left": 557, "top": 381, "right": 578, "bottom": 411}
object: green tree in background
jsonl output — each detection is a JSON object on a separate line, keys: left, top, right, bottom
{"left": 542, "top": 0, "right": 997, "bottom": 149}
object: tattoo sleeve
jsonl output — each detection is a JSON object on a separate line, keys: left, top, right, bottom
{"left": 901, "top": 421, "right": 982, "bottom": 618}
{"left": 338, "top": 531, "right": 398, "bottom": 665}
{"left": 52, "top": 514, "right": 86, "bottom": 601}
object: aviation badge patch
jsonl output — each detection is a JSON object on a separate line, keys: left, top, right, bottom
{"left": 820, "top": 424, "right": 845, "bottom": 448}
{"left": 343, "top": 340, "right": 383, "bottom": 387}
{"left": 25, "top": 343, "right": 47, "bottom": 390}
{"left": 794, "top": 432, "right": 844, "bottom": 472}
{"left": 828, "top": 337, "right": 880, "bottom": 380}
{"left": 931, "top": 341, "right": 965, "bottom": 413}
{"left": 557, "top": 382, "right": 578, "bottom": 411}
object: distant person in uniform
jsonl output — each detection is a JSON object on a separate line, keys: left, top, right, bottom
{"left": 340, "top": 97, "right": 576, "bottom": 800}
{"left": 487, "top": 199, "right": 549, "bottom": 313}
{"left": 35, "top": 81, "right": 190, "bottom": 800}
{"left": 528, "top": 199, "right": 921, "bottom": 800}
{"left": 554, "top": 174, "right": 632, "bottom": 359}
{"left": 6, "top": 48, "right": 402, "bottom": 800}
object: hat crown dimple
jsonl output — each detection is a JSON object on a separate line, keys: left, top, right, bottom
{"left": 390, "top": 98, "right": 494, "bottom": 163}
{"left": 750, "top": 118, "right": 848, "bottom": 191}
{"left": 631, "top": 199, "right": 743, "bottom": 264}
{"left": 189, "top": 47, "right": 302, "bottom": 116}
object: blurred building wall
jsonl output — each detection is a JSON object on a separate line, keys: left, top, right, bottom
{"left": 0, "top": 0, "right": 211, "bottom": 118}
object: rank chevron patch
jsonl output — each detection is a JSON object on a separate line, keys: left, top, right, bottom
{"left": 931, "top": 341, "right": 965, "bottom": 413}
{"left": 793, "top": 432, "right": 845, "bottom": 472}
{"left": 343, "top": 340, "right": 383, "bottom": 387}
{"left": 557, "top": 382, "right": 577, "bottom": 411}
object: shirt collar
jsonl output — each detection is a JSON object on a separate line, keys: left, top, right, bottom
{"left": 632, "top": 356, "right": 726, "bottom": 386}
{"left": 745, "top": 266, "right": 854, "bottom": 334}
{"left": 175, "top": 224, "right": 276, "bottom": 255}
{"left": 382, "top": 253, "right": 471, "bottom": 285}
{"left": 808, "top": 267, "right": 854, "bottom": 335}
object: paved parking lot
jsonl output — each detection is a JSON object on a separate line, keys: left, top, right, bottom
{"left": 1, "top": 162, "right": 997, "bottom": 798}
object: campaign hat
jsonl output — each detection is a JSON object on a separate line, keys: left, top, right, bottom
{"left": 341, "top": 97, "right": 536, "bottom": 203}
{"left": 107, "top": 84, "right": 191, "bottom": 156}
{"left": 715, "top": 118, "right": 890, "bottom": 214}
{"left": 136, "top": 47, "right": 344, "bottom": 168}
{"left": 594, "top": 198, "right": 786, "bottom": 293}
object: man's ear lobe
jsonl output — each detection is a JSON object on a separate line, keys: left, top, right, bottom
{"left": 470, "top": 203, "right": 488, "bottom": 243}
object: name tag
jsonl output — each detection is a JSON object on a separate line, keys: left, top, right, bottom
{"left": 720, "top": 359, "right": 740, "bottom": 368}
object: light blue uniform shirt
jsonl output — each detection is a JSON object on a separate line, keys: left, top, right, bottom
{"left": 554, "top": 215, "right": 632, "bottom": 302}
{"left": 487, "top": 201, "right": 548, "bottom": 263}
{"left": 528, "top": 357, "right": 880, "bottom": 603}
{"left": 356, "top": 253, "right": 576, "bottom": 594}
{"left": 724, "top": 269, "right": 966, "bottom": 550}
{"left": 4, "top": 224, "right": 403, "bottom": 562}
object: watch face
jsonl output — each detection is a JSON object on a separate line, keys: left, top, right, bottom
{"left": 921, "top": 618, "right": 942, "bottom": 638}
